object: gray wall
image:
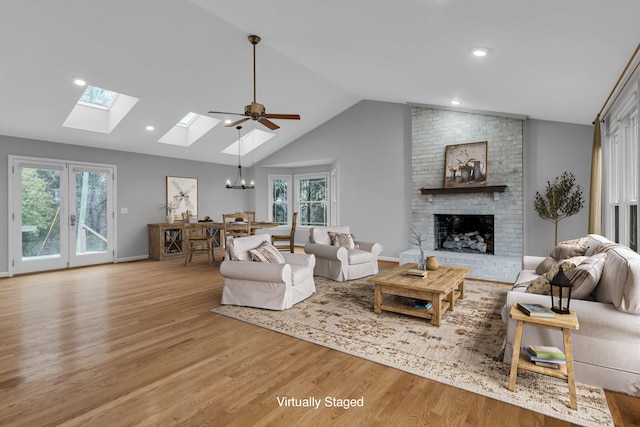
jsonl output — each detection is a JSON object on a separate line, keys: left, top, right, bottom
{"left": 524, "top": 119, "right": 593, "bottom": 255}
{"left": 0, "top": 134, "right": 250, "bottom": 273}
{"left": 0, "top": 101, "right": 594, "bottom": 275}
{"left": 255, "top": 100, "right": 413, "bottom": 258}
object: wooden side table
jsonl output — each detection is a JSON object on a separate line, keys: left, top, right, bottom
{"left": 507, "top": 303, "right": 580, "bottom": 410}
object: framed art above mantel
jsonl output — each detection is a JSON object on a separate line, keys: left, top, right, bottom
{"left": 444, "top": 141, "right": 488, "bottom": 188}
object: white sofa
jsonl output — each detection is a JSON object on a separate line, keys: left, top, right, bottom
{"left": 502, "top": 234, "right": 640, "bottom": 396}
{"left": 220, "top": 234, "right": 316, "bottom": 310}
{"left": 303, "top": 226, "right": 382, "bottom": 281}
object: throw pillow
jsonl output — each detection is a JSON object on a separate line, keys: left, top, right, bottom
{"left": 527, "top": 256, "right": 586, "bottom": 295}
{"left": 535, "top": 240, "right": 588, "bottom": 275}
{"left": 328, "top": 232, "right": 359, "bottom": 249}
{"left": 568, "top": 253, "right": 607, "bottom": 299}
{"left": 249, "top": 242, "right": 285, "bottom": 264}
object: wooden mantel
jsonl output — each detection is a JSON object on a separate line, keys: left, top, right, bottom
{"left": 419, "top": 185, "right": 508, "bottom": 201}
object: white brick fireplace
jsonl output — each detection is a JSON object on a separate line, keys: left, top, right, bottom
{"left": 400, "top": 107, "right": 524, "bottom": 282}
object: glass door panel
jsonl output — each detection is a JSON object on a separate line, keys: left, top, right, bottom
{"left": 11, "top": 157, "right": 115, "bottom": 275}
{"left": 13, "top": 162, "right": 69, "bottom": 274}
{"left": 69, "top": 166, "right": 114, "bottom": 267}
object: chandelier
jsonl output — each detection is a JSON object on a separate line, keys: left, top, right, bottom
{"left": 225, "top": 125, "right": 255, "bottom": 189}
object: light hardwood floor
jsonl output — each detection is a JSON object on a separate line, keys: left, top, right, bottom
{"left": 0, "top": 255, "right": 638, "bottom": 427}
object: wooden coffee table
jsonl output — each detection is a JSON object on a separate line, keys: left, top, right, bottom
{"left": 368, "top": 263, "right": 470, "bottom": 326}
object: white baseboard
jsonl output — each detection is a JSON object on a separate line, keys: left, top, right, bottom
{"left": 117, "top": 255, "right": 149, "bottom": 263}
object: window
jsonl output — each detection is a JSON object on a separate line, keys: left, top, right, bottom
{"left": 296, "top": 173, "right": 329, "bottom": 227}
{"left": 78, "top": 85, "right": 118, "bottom": 109}
{"left": 604, "top": 90, "right": 638, "bottom": 250}
{"left": 268, "top": 175, "right": 291, "bottom": 225}
{"left": 269, "top": 172, "right": 331, "bottom": 227}
{"left": 177, "top": 112, "right": 197, "bottom": 127}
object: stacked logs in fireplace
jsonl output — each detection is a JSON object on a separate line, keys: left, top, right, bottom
{"left": 441, "top": 231, "right": 489, "bottom": 253}
{"left": 434, "top": 214, "right": 494, "bottom": 255}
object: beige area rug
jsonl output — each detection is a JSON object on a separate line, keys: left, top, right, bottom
{"left": 211, "top": 277, "right": 613, "bottom": 426}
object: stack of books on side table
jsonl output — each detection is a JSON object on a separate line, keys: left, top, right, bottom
{"left": 523, "top": 345, "right": 566, "bottom": 369}
{"left": 516, "top": 302, "right": 556, "bottom": 318}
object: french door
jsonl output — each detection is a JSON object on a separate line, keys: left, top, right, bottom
{"left": 9, "top": 156, "right": 116, "bottom": 275}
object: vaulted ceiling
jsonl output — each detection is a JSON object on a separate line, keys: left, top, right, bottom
{"left": 1, "top": 0, "right": 638, "bottom": 165}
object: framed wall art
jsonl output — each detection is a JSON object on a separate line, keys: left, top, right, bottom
{"left": 166, "top": 176, "right": 198, "bottom": 220}
{"left": 444, "top": 141, "right": 488, "bottom": 188}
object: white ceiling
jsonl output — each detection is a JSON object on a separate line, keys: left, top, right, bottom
{"left": 1, "top": 0, "right": 638, "bottom": 165}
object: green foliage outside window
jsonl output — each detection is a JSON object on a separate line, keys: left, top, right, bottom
{"left": 299, "top": 177, "right": 327, "bottom": 227}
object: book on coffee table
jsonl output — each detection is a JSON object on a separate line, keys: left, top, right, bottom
{"left": 405, "top": 269, "right": 428, "bottom": 278}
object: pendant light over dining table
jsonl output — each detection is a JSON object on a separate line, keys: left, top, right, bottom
{"left": 225, "top": 125, "right": 254, "bottom": 189}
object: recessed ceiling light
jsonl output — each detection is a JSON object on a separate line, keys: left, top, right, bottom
{"left": 73, "top": 77, "right": 87, "bottom": 86}
{"left": 145, "top": 125, "right": 155, "bottom": 131}
{"left": 471, "top": 47, "right": 489, "bottom": 57}
{"left": 224, "top": 119, "right": 232, "bottom": 124}
{"left": 450, "top": 99, "right": 462, "bottom": 106}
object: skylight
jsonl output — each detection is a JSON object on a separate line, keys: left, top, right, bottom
{"left": 78, "top": 85, "right": 118, "bottom": 109}
{"left": 158, "top": 113, "right": 220, "bottom": 147}
{"left": 177, "top": 112, "right": 197, "bottom": 127}
{"left": 222, "top": 129, "right": 275, "bottom": 156}
{"left": 63, "top": 85, "right": 139, "bottom": 134}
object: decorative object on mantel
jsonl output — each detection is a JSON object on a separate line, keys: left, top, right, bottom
{"left": 166, "top": 176, "right": 198, "bottom": 220}
{"left": 226, "top": 125, "right": 255, "bottom": 190}
{"left": 444, "top": 141, "right": 487, "bottom": 188}
{"left": 426, "top": 256, "right": 439, "bottom": 270}
{"left": 533, "top": 171, "right": 584, "bottom": 245}
{"left": 409, "top": 229, "right": 427, "bottom": 270}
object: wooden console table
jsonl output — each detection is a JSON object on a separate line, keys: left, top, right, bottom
{"left": 148, "top": 221, "right": 279, "bottom": 260}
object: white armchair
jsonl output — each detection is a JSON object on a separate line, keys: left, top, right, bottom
{"left": 220, "top": 234, "right": 316, "bottom": 310}
{"left": 304, "top": 226, "right": 382, "bottom": 281}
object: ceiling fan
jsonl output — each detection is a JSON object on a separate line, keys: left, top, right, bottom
{"left": 208, "top": 35, "right": 300, "bottom": 131}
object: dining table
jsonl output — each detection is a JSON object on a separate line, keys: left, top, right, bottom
{"left": 194, "top": 220, "right": 279, "bottom": 250}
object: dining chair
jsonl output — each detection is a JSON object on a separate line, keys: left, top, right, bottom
{"left": 244, "top": 211, "right": 256, "bottom": 234}
{"left": 272, "top": 212, "right": 298, "bottom": 252}
{"left": 222, "top": 212, "right": 252, "bottom": 247}
{"left": 182, "top": 211, "right": 215, "bottom": 265}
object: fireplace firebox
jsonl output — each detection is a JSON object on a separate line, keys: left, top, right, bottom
{"left": 434, "top": 214, "right": 494, "bottom": 255}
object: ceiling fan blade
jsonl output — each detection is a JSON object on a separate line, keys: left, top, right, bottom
{"left": 208, "top": 110, "right": 245, "bottom": 116}
{"left": 225, "top": 117, "right": 250, "bottom": 127}
{"left": 258, "top": 118, "right": 280, "bottom": 130}
{"left": 264, "top": 114, "right": 300, "bottom": 120}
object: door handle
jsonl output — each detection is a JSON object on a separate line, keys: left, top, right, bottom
{"left": 70, "top": 214, "right": 76, "bottom": 226}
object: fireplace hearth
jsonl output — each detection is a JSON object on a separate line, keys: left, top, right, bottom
{"left": 434, "top": 214, "right": 494, "bottom": 255}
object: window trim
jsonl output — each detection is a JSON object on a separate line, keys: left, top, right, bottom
{"left": 603, "top": 87, "right": 639, "bottom": 249}
{"left": 268, "top": 174, "right": 292, "bottom": 226}
{"left": 295, "top": 172, "right": 330, "bottom": 229}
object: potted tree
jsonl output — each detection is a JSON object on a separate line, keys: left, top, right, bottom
{"left": 534, "top": 171, "right": 584, "bottom": 245}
